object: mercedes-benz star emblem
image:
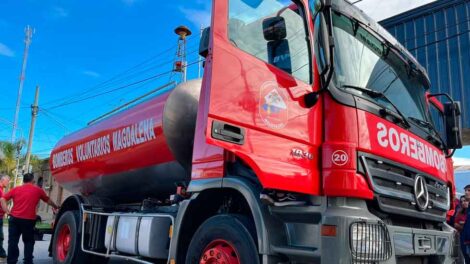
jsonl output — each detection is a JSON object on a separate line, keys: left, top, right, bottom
{"left": 414, "top": 175, "right": 429, "bottom": 211}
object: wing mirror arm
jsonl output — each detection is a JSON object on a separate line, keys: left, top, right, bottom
{"left": 303, "top": 0, "right": 334, "bottom": 109}
{"left": 320, "top": 0, "right": 335, "bottom": 91}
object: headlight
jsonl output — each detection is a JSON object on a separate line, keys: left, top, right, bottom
{"left": 350, "top": 221, "right": 392, "bottom": 263}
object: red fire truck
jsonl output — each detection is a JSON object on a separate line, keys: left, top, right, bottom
{"left": 49, "top": 0, "right": 463, "bottom": 263}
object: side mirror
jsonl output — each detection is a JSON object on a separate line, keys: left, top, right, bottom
{"left": 444, "top": 101, "right": 462, "bottom": 149}
{"left": 262, "top": 17, "right": 287, "bottom": 41}
{"left": 199, "top": 27, "right": 210, "bottom": 58}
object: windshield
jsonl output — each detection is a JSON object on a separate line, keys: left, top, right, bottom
{"left": 331, "top": 12, "right": 430, "bottom": 123}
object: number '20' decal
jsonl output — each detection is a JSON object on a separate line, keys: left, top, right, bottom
{"left": 332, "top": 150, "right": 348, "bottom": 166}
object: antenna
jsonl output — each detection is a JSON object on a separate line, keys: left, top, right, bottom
{"left": 11, "top": 25, "right": 34, "bottom": 143}
{"left": 173, "top": 25, "right": 192, "bottom": 83}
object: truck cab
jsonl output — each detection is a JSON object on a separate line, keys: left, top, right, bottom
{"left": 196, "top": 0, "right": 462, "bottom": 262}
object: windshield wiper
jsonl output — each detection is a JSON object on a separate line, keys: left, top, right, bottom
{"left": 407, "top": 117, "right": 446, "bottom": 149}
{"left": 407, "top": 117, "right": 433, "bottom": 130}
{"left": 342, "top": 85, "right": 411, "bottom": 129}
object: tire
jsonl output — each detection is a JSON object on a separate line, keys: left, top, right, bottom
{"left": 52, "top": 211, "right": 108, "bottom": 264}
{"left": 185, "top": 214, "right": 260, "bottom": 264}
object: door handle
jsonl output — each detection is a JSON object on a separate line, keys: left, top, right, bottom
{"left": 219, "top": 129, "right": 244, "bottom": 140}
{"left": 212, "top": 121, "right": 245, "bottom": 145}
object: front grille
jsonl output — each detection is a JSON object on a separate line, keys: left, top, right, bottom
{"left": 360, "top": 153, "right": 449, "bottom": 222}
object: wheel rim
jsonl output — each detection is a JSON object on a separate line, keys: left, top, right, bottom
{"left": 200, "top": 239, "right": 240, "bottom": 264}
{"left": 56, "top": 224, "right": 72, "bottom": 262}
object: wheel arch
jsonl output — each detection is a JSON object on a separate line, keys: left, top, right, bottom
{"left": 54, "top": 195, "right": 85, "bottom": 231}
{"left": 170, "top": 176, "right": 285, "bottom": 262}
{"left": 49, "top": 195, "right": 84, "bottom": 256}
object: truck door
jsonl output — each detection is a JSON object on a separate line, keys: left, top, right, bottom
{"left": 205, "top": 0, "right": 322, "bottom": 195}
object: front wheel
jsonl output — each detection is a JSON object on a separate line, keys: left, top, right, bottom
{"left": 52, "top": 211, "right": 108, "bottom": 264}
{"left": 185, "top": 214, "right": 259, "bottom": 264}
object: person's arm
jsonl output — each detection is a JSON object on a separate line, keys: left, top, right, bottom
{"left": 1, "top": 189, "right": 13, "bottom": 215}
{"left": 0, "top": 198, "right": 8, "bottom": 215}
{"left": 39, "top": 189, "right": 59, "bottom": 210}
{"left": 47, "top": 199, "right": 59, "bottom": 210}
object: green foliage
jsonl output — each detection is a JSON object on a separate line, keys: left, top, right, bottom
{"left": 0, "top": 140, "right": 43, "bottom": 180}
{"left": 0, "top": 141, "right": 20, "bottom": 177}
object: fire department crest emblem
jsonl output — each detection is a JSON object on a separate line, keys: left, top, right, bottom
{"left": 259, "top": 82, "right": 288, "bottom": 129}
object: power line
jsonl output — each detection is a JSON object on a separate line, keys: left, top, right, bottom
{"left": 44, "top": 59, "right": 203, "bottom": 110}
{"left": 45, "top": 47, "right": 200, "bottom": 124}
{"left": 93, "top": 47, "right": 199, "bottom": 92}
{"left": 32, "top": 147, "right": 53, "bottom": 154}
{"left": 88, "top": 81, "right": 176, "bottom": 125}
{"left": 42, "top": 45, "right": 199, "bottom": 111}
{"left": 409, "top": 29, "right": 470, "bottom": 51}
{"left": 41, "top": 55, "right": 203, "bottom": 128}
{"left": 46, "top": 72, "right": 172, "bottom": 110}
{"left": 41, "top": 34, "right": 200, "bottom": 107}
{"left": 400, "top": 17, "right": 470, "bottom": 45}
{"left": 65, "top": 66, "right": 177, "bottom": 123}
{"left": 40, "top": 49, "right": 177, "bottom": 107}
{"left": 35, "top": 57, "right": 202, "bottom": 151}
{"left": 38, "top": 109, "right": 70, "bottom": 132}
{"left": 0, "top": 106, "right": 29, "bottom": 110}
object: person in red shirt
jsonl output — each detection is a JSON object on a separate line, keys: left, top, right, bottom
{"left": 0, "top": 175, "right": 10, "bottom": 261}
{"left": 455, "top": 197, "right": 468, "bottom": 232}
{"left": 456, "top": 196, "right": 470, "bottom": 264}
{"left": 0, "top": 173, "right": 58, "bottom": 264}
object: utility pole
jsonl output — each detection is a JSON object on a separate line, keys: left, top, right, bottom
{"left": 13, "top": 142, "right": 23, "bottom": 187}
{"left": 24, "top": 85, "right": 39, "bottom": 175}
{"left": 11, "top": 25, "right": 34, "bottom": 143}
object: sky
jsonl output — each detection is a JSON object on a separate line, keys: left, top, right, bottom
{"left": 355, "top": 0, "right": 436, "bottom": 20}
{"left": 0, "top": 0, "right": 212, "bottom": 158}
{"left": 0, "top": 0, "right": 468, "bottom": 163}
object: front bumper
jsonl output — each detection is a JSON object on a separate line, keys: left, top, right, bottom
{"left": 319, "top": 198, "right": 457, "bottom": 264}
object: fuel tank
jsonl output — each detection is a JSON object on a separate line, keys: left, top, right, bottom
{"left": 50, "top": 80, "right": 202, "bottom": 203}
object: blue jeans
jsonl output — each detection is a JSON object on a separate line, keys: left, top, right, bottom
{"left": 463, "top": 238, "right": 470, "bottom": 264}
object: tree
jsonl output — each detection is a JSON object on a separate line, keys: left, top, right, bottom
{"left": 0, "top": 141, "right": 17, "bottom": 177}
{"left": 0, "top": 140, "right": 48, "bottom": 188}
{"left": 0, "top": 140, "right": 25, "bottom": 178}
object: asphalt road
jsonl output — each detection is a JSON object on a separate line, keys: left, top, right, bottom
{"left": 1, "top": 227, "right": 131, "bottom": 264}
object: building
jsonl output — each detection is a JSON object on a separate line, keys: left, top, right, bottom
{"left": 380, "top": 0, "right": 470, "bottom": 145}
{"left": 33, "top": 158, "right": 71, "bottom": 222}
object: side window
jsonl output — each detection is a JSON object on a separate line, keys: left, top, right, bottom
{"left": 229, "top": 0, "right": 311, "bottom": 83}
{"left": 429, "top": 103, "right": 446, "bottom": 142}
